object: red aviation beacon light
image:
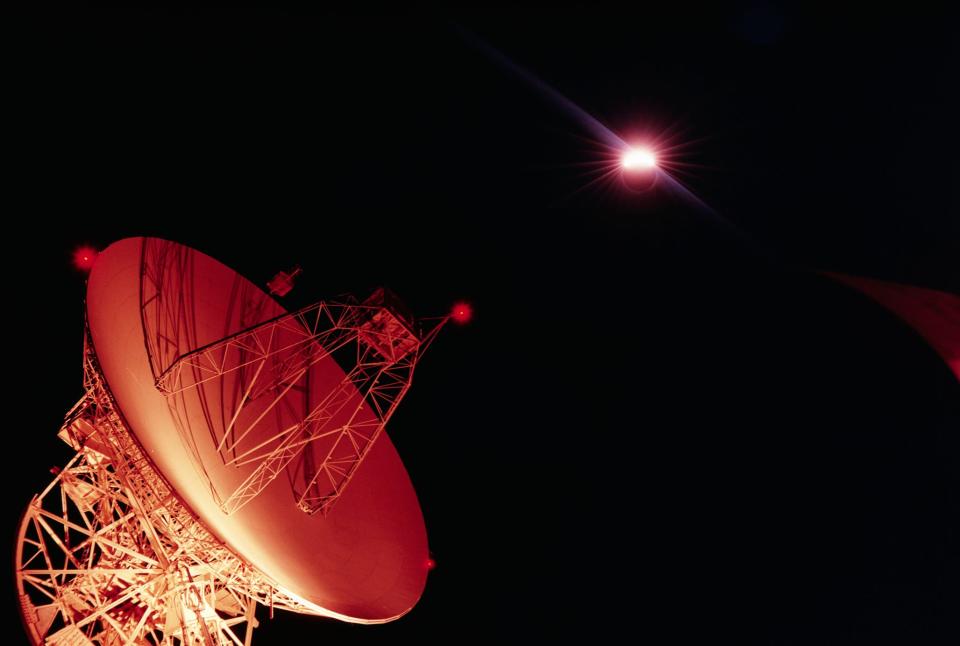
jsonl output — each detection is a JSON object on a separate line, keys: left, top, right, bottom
{"left": 450, "top": 301, "right": 473, "bottom": 324}
{"left": 72, "top": 245, "right": 98, "bottom": 271}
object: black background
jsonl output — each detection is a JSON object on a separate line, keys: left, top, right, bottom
{"left": 8, "top": 2, "right": 959, "bottom": 644}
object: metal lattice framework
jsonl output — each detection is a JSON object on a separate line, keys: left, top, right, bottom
{"left": 15, "top": 336, "right": 321, "bottom": 646}
{"left": 16, "top": 237, "right": 449, "bottom": 644}
{"left": 145, "top": 272, "right": 442, "bottom": 516}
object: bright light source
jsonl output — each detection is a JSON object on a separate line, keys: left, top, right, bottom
{"left": 425, "top": 557, "right": 436, "bottom": 571}
{"left": 450, "top": 302, "right": 473, "bottom": 324}
{"left": 621, "top": 148, "right": 657, "bottom": 171}
{"left": 73, "top": 246, "right": 99, "bottom": 272}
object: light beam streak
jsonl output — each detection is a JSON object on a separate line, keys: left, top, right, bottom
{"left": 456, "top": 26, "right": 727, "bottom": 221}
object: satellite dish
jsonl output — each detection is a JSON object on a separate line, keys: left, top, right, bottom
{"left": 825, "top": 272, "right": 960, "bottom": 383}
{"left": 16, "top": 238, "right": 450, "bottom": 644}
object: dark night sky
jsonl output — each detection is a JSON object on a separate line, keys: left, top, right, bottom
{"left": 8, "top": 3, "right": 959, "bottom": 644}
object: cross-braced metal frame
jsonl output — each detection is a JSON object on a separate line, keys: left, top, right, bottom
{"left": 16, "top": 238, "right": 449, "bottom": 644}
{"left": 154, "top": 296, "right": 438, "bottom": 516}
{"left": 140, "top": 239, "right": 443, "bottom": 516}
{"left": 16, "top": 336, "right": 322, "bottom": 646}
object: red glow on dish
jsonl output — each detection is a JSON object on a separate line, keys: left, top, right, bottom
{"left": 73, "top": 246, "right": 99, "bottom": 271}
{"left": 450, "top": 302, "right": 473, "bottom": 324}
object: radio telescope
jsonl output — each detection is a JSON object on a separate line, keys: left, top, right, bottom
{"left": 16, "top": 238, "right": 452, "bottom": 645}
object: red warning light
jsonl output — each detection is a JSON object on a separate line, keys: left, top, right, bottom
{"left": 450, "top": 302, "right": 473, "bottom": 324}
{"left": 425, "top": 557, "right": 436, "bottom": 571}
{"left": 73, "top": 246, "right": 99, "bottom": 272}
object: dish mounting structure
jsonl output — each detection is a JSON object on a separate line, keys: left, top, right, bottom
{"left": 16, "top": 276, "right": 446, "bottom": 645}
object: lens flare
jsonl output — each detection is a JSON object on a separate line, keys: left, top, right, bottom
{"left": 459, "top": 27, "right": 726, "bottom": 219}
{"left": 621, "top": 148, "right": 657, "bottom": 171}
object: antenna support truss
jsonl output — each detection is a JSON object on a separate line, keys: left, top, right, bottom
{"left": 152, "top": 288, "right": 442, "bottom": 516}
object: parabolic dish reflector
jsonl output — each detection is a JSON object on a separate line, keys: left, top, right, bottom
{"left": 85, "top": 237, "right": 428, "bottom": 622}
